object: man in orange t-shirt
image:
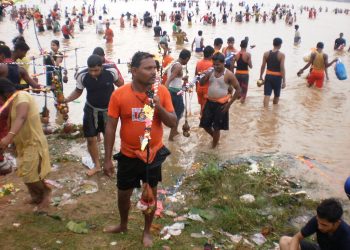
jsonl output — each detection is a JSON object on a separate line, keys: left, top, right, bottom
{"left": 195, "top": 45, "right": 214, "bottom": 113}
{"left": 159, "top": 41, "right": 174, "bottom": 85}
{"left": 104, "top": 23, "right": 114, "bottom": 43}
{"left": 161, "top": 54, "right": 173, "bottom": 85}
{"left": 103, "top": 52, "right": 176, "bottom": 248}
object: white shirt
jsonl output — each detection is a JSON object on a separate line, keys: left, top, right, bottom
{"left": 96, "top": 19, "right": 104, "bottom": 33}
{"left": 194, "top": 35, "right": 202, "bottom": 49}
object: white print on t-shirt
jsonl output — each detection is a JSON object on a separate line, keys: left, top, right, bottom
{"left": 132, "top": 108, "right": 146, "bottom": 122}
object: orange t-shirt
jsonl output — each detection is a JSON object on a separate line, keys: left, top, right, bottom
{"left": 161, "top": 55, "right": 174, "bottom": 85}
{"left": 108, "top": 83, "right": 174, "bottom": 163}
{"left": 34, "top": 12, "right": 41, "bottom": 20}
{"left": 222, "top": 46, "right": 237, "bottom": 56}
{"left": 105, "top": 28, "right": 114, "bottom": 43}
{"left": 51, "top": 11, "right": 57, "bottom": 18}
{"left": 195, "top": 59, "right": 213, "bottom": 91}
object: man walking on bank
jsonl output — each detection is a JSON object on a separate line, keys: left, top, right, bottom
{"left": 103, "top": 52, "right": 176, "bottom": 247}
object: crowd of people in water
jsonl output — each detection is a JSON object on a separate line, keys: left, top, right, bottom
{"left": 0, "top": 0, "right": 350, "bottom": 248}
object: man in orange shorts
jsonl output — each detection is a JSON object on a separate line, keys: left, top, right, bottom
{"left": 298, "top": 42, "right": 338, "bottom": 88}
{"left": 195, "top": 45, "right": 214, "bottom": 113}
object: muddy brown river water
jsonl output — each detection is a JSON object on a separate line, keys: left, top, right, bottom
{"left": 1, "top": 0, "right": 350, "bottom": 199}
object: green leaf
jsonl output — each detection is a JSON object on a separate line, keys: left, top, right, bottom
{"left": 66, "top": 221, "right": 88, "bottom": 234}
{"left": 190, "top": 208, "right": 216, "bottom": 220}
{"left": 48, "top": 214, "right": 62, "bottom": 221}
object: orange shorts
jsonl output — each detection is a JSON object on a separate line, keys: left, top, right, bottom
{"left": 307, "top": 69, "right": 324, "bottom": 88}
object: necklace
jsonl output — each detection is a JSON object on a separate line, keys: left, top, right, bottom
{"left": 131, "top": 84, "right": 153, "bottom": 106}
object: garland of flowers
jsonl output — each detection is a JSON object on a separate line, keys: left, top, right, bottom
{"left": 51, "top": 74, "right": 69, "bottom": 121}
{"left": 140, "top": 77, "right": 160, "bottom": 151}
{"left": 137, "top": 77, "right": 160, "bottom": 215}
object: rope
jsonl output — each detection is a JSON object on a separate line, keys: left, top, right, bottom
{"left": 188, "top": 91, "right": 193, "bottom": 116}
{"left": 184, "top": 91, "right": 188, "bottom": 121}
{"left": 32, "top": 18, "right": 44, "bottom": 54}
{"left": 63, "top": 51, "right": 67, "bottom": 73}
{"left": 0, "top": 87, "right": 52, "bottom": 115}
{"left": 44, "top": 91, "right": 47, "bottom": 110}
{"left": 74, "top": 48, "right": 78, "bottom": 73}
{"left": 0, "top": 61, "right": 130, "bottom": 68}
{"left": 32, "top": 57, "right": 37, "bottom": 75}
{"left": 146, "top": 144, "right": 150, "bottom": 184}
{"left": 30, "top": 92, "right": 80, "bottom": 104}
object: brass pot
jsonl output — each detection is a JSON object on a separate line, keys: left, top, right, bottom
{"left": 257, "top": 79, "right": 265, "bottom": 87}
{"left": 62, "top": 75, "right": 68, "bottom": 83}
{"left": 182, "top": 120, "right": 190, "bottom": 132}
{"left": 183, "top": 131, "right": 190, "bottom": 137}
{"left": 41, "top": 107, "right": 50, "bottom": 118}
{"left": 43, "top": 126, "right": 52, "bottom": 135}
{"left": 63, "top": 123, "right": 75, "bottom": 134}
{"left": 62, "top": 114, "right": 69, "bottom": 121}
{"left": 33, "top": 76, "right": 39, "bottom": 84}
{"left": 41, "top": 116, "right": 49, "bottom": 125}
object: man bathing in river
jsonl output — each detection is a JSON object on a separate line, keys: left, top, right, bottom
{"left": 260, "top": 38, "right": 286, "bottom": 108}
{"left": 297, "top": 42, "right": 338, "bottom": 88}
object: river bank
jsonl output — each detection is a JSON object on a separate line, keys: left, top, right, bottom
{"left": 0, "top": 134, "right": 349, "bottom": 249}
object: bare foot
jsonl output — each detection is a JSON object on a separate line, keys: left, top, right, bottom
{"left": 86, "top": 167, "right": 102, "bottom": 177}
{"left": 142, "top": 231, "right": 153, "bottom": 248}
{"left": 24, "top": 197, "right": 41, "bottom": 205}
{"left": 168, "top": 131, "right": 179, "bottom": 141}
{"left": 37, "top": 187, "right": 52, "bottom": 212}
{"left": 103, "top": 225, "right": 127, "bottom": 233}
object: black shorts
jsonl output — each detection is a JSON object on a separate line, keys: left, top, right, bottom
{"left": 170, "top": 90, "right": 184, "bottom": 120}
{"left": 300, "top": 240, "right": 320, "bottom": 250}
{"left": 264, "top": 74, "right": 282, "bottom": 97}
{"left": 115, "top": 146, "right": 171, "bottom": 190}
{"left": 83, "top": 104, "right": 106, "bottom": 137}
{"left": 199, "top": 100, "right": 229, "bottom": 131}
